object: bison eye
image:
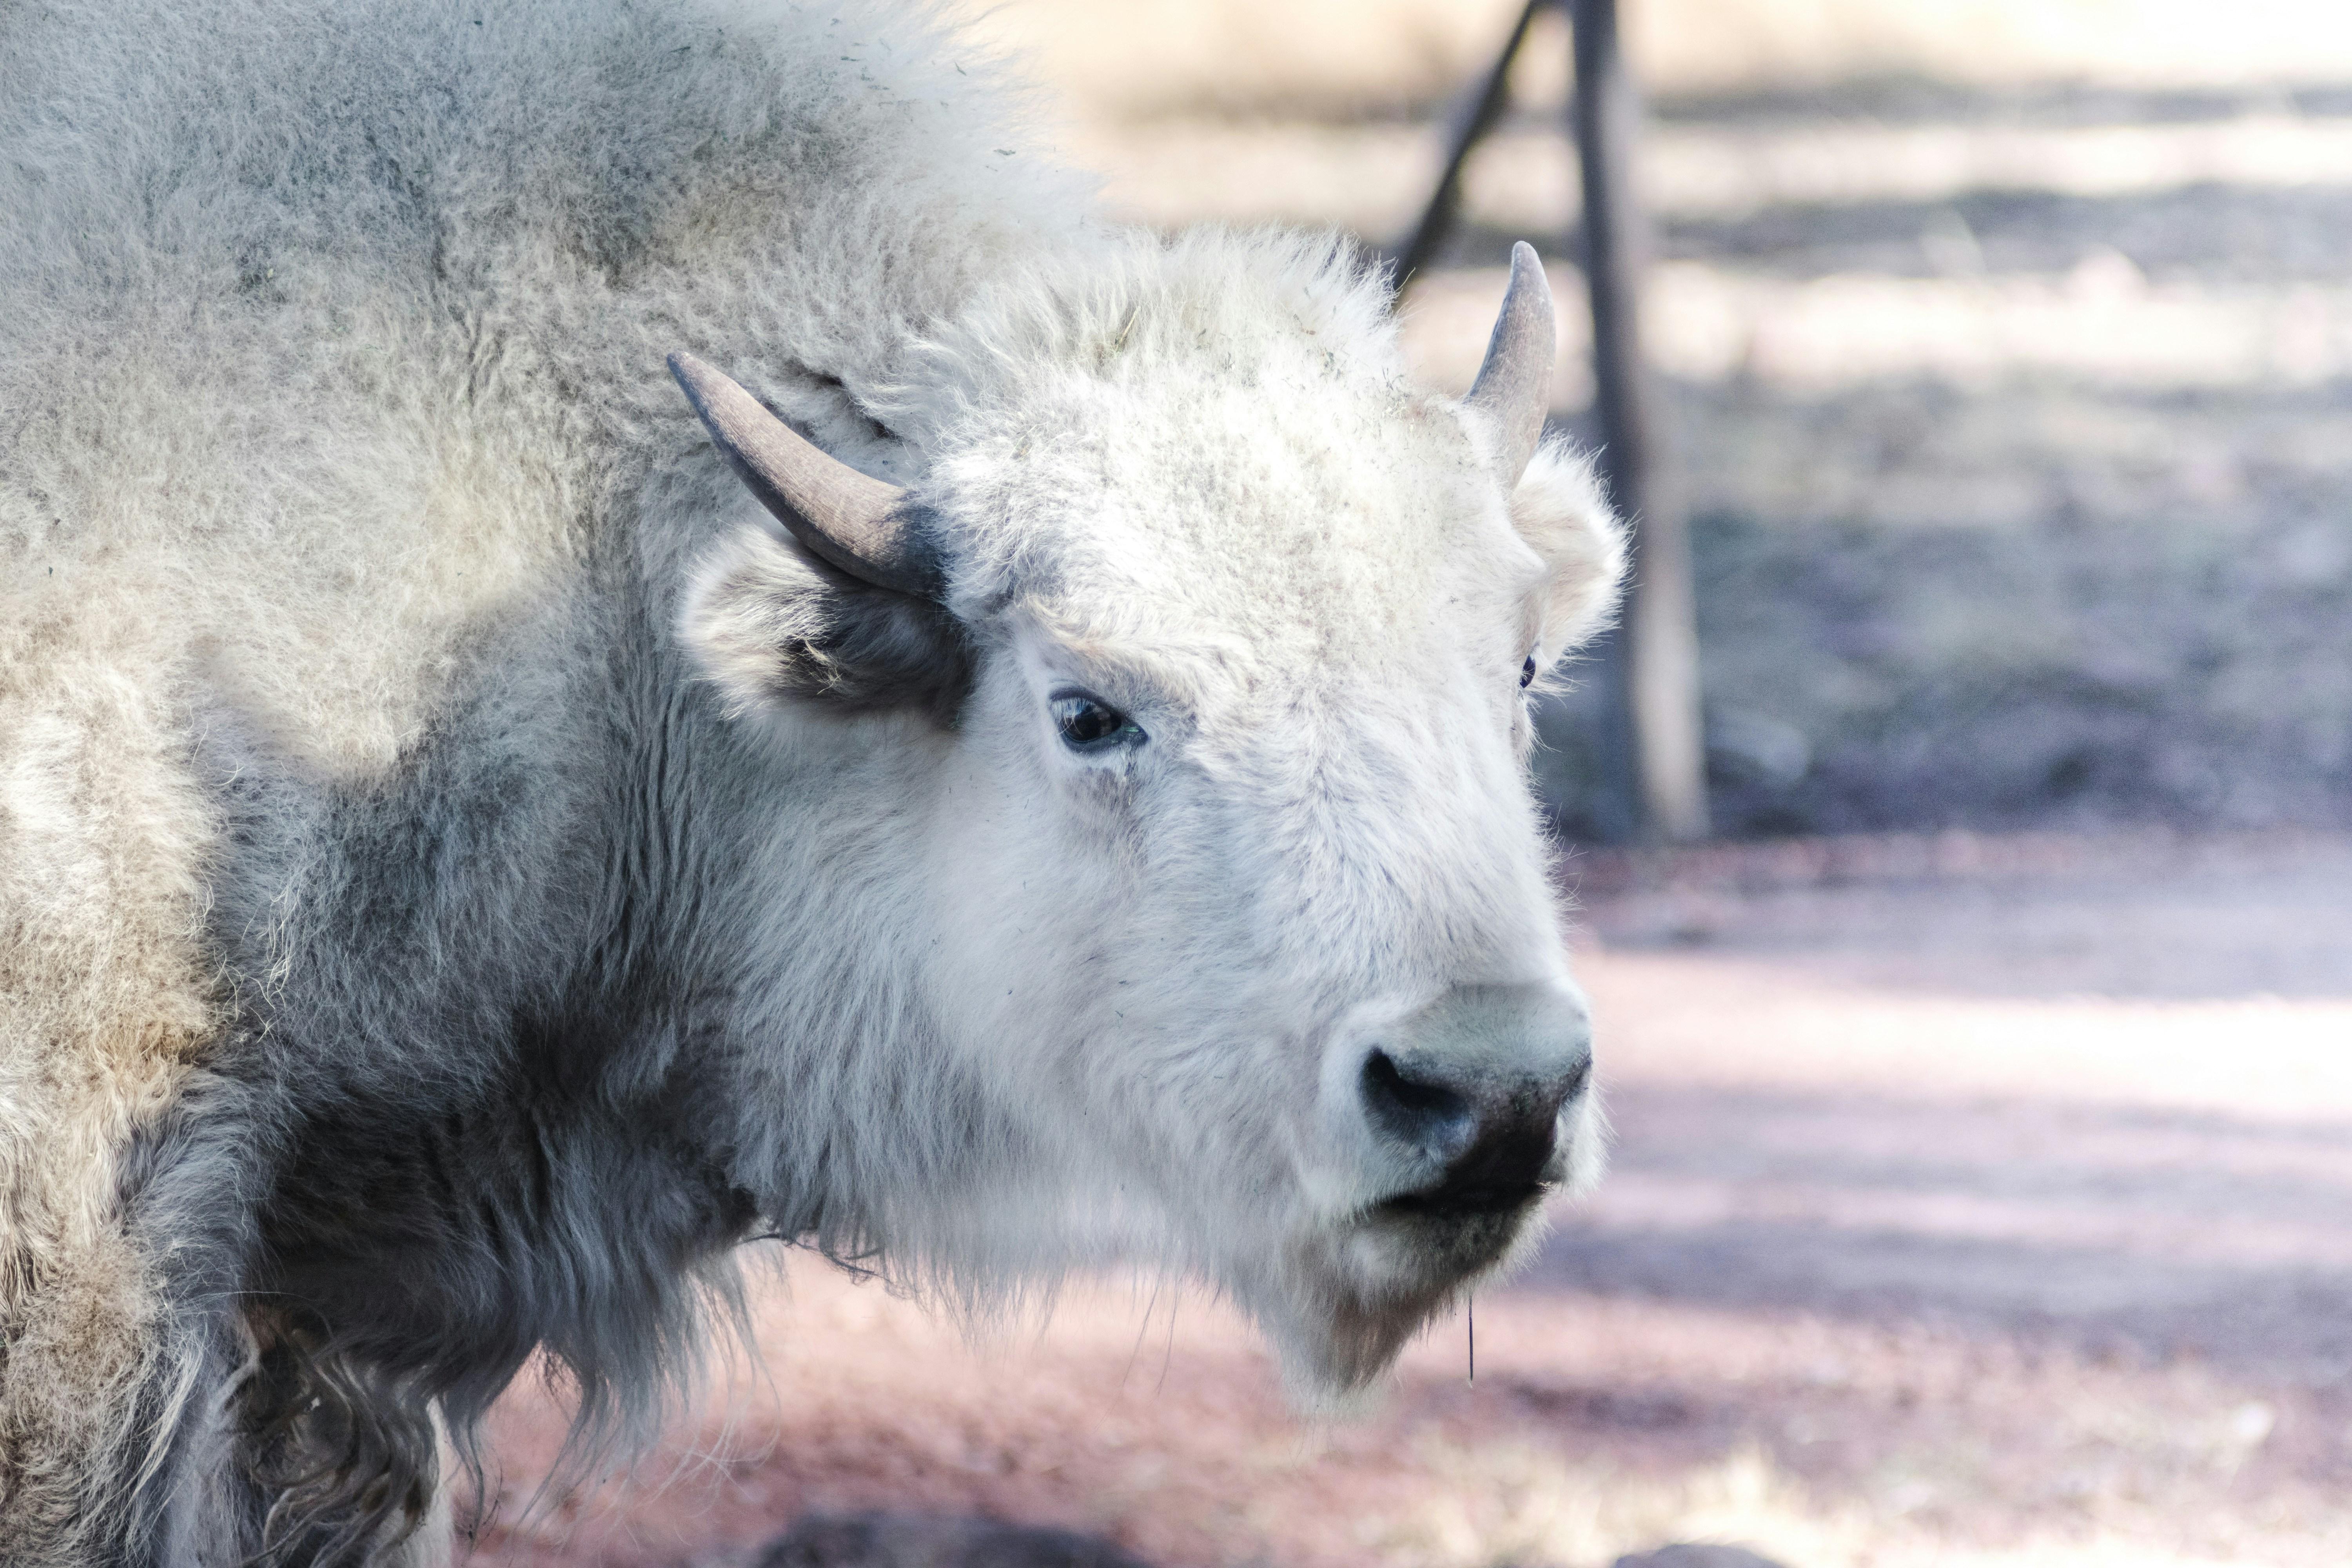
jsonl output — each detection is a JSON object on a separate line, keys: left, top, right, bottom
{"left": 1520, "top": 653, "right": 1539, "bottom": 689}
{"left": 1051, "top": 690, "right": 1143, "bottom": 753}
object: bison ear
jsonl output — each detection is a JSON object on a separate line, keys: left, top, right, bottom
{"left": 681, "top": 522, "right": 972, "bottom": 720}
{"left": 1511, "top": 441, "right": 1628, "bottom": 657}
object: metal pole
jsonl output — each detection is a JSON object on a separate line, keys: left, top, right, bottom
{"left": 1569, "top": 0, "right": 1709, "bottom": 842}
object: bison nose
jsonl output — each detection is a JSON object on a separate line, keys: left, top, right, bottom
{"left": 1356, "top": 983, "right": 1592, "bottom": 1216}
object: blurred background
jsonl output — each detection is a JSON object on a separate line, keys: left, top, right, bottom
{"left": 1009, "top": 0, "right": 2352, "bottom": 841}
{"left": 475, "top": 4, "right": 2352, "bottom": 1565}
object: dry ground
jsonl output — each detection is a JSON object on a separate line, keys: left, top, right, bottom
{"left": 464, "top": 831, "right": 2352, "bottom": 1568}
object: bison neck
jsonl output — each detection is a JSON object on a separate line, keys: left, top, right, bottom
{"left": 185, "top": 580, "right": 861, "bottom": 1453}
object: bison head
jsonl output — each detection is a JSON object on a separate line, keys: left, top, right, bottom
{"left": 670, "top": 235, "right": 1621, "bottom": 1401}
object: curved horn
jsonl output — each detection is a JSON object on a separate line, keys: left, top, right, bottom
{"left": 1462, "top": 241, "right": 1556, "bottom": 489}
{"left": 668, "top": 352, "right": 940, "bottom": 598}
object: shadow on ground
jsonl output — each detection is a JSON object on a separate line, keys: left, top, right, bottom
{"left": 1542, "top": 1085, "right": 2352, "bottom": 1384}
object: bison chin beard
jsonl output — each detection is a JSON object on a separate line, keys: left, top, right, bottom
{"left": 1250, "top": 1093, "right": 1609, "bottom": 1408}
{"left": 1249, "top": 1196, "right": 1555, "bottom": 1411}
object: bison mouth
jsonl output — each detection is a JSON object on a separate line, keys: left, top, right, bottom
{"left": 1372, "top": 1116, "right": 1563, "bottom": 1221}
{"left": 1261, "top": 1093, "right": 1603, "bottom": 1403}
{"left": 1378, "top": 1178, "right": 1553, "bottom": 1219}
{"left": 1263, "top": 1180, "right": 1562, "bottom": 1403}
{"left": 1360, "top": 1161, "right": 1559, "bottom": 1296}
{"left": 1364, "top": 1091, "right": 1570, "bottom": 1254}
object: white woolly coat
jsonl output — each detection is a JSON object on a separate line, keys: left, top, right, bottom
{"left": 0, "top": 0, "right": 1624, "bottom": 1560}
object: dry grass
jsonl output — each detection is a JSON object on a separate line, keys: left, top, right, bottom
{"left": 970, "top": 0, "right": 2352, "bottom": 122}
{"left": 1068, "top": 110, "right": 2352, "bottom": 236}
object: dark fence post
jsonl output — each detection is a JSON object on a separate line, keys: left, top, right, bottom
{"left": 1569, "top": 0, "right": 1709, "bottom": 842}
{"left": 1392, "top": 0, "right": 1710, "bottom": 843}
{"left": 1394, "top": 0, "right": 1547, "bottom": 289}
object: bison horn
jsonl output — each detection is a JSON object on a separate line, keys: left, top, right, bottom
{"left": 1461, "top": 241, "right": 1556, "bottom": 489}
{"left": 668, "top": 352, "right": 941, "bottom": 598}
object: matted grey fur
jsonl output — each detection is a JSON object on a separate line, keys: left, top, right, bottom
{"left": 0, "top": 0, "right": 1626, "bottom": 1562}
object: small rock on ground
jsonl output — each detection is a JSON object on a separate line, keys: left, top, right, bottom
{"left": 754, "top": 1512, "right": 1153, "bottom": 1568}
{"left": 1610, "top": 1546, "right": 1791, "bottom": 1568}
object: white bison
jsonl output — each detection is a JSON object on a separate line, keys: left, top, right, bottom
{"left": 0, "top": 0, "right": 1624, "bottom": 1560}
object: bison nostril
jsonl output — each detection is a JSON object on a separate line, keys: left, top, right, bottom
{"left": 1360, "top": 1048, "right": 1475, "bottom": 1162}
{"left": 1352, "top": 983, "right": 1592, "bottom": 1218}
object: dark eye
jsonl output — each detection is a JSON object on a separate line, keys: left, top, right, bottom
{"left": 1051, "top": 690, "right": 1143, "bottom": 753}
{"left": 1520, "top": 653, "right": 1539, "bottom": 689}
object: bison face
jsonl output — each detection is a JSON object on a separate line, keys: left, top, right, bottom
{"left": 675, "top": 236, "right": 1623, "bottom": 1401}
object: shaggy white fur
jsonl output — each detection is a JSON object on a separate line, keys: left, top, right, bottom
{"left": 0, "top": 0, "right": 1623, "bottom": 1561}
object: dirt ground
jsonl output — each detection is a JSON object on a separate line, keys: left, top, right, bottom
{"left": 462, "top": 830, "right": 2352, "bottom": 1568}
